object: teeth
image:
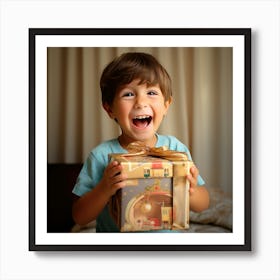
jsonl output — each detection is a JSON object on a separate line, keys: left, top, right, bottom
{"left": 134, "top": 115, "right": 151, "bottom": 119}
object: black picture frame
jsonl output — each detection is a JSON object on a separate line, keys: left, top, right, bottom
{"left": 29, "top": 28, "right": 251, "bottom": 251}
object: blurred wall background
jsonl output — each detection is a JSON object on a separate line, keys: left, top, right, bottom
{"left": 47, "top": 47, "right": 232, "bottom": 194}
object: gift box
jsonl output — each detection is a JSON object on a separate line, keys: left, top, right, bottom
{"left": 109, "top": 142, "right": 193, "bottom": 232}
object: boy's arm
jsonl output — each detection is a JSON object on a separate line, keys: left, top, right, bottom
{"left": 72, "top": 161, "right": 127, "bottom": 226}
{"left": 187, "top": 166, "right": 210, "bottom": 212}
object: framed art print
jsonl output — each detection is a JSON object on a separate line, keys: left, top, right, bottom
{"left": 29, "top": 28, "right": 251, "bottom": 251}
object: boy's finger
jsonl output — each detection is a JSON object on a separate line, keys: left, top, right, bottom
{"left": 105, "top": 161, "right": 118, "bottom": 174}
{"left": 189, "top": 186, "right": 195, "bottom": 194}
{"left": 112, "top": 180, "right": 127, "bottom": 192}
{"left": 108, "top": 161, "right": 119, "bottom": 168}
{"left": 187, "top": 174, "right": 194, "bottom": 184}
{"left": 190, "top": 166, "right": 198, "bottom": 178}
{"left": 112, "top": 172, "right": 127, "bottom": 185}
{"left": 187, "top": 174, "right": 198, "bottom": 187}
{"left": 108, "top": 162, "right": 122, "bottom": 176}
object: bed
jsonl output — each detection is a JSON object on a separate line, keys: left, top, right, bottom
{"left": 47, "top": 164, "right": 232, "bottom": 234}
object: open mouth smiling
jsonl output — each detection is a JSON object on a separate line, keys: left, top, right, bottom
{"left": 132, "top": 115, "right": 152, "bottom": 129}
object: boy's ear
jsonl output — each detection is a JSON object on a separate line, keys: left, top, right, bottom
{"left": 164, "top": 97, "right": 172, "bottom": 114}
{"left": 102, "top": 102, "right": 115, "bottom": 119}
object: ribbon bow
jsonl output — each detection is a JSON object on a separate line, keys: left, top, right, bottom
{"left": 124, "top": 141, "right": 189, "bottom": 161}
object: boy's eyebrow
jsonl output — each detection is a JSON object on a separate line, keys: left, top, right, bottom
{"left": 146, "top": 84, "right": 160, "bottom": 88}
{"left": 119, "top": 84, "right": 161, "bottom": 91}
{"left": 118, "top": 85, "right": 133, "bottom": 91}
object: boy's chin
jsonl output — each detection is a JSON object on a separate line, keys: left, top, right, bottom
{"left": 120, "top": 128, "right": 157, "bottom": 144}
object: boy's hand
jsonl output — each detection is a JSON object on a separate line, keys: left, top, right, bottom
{"left": 187, "top": 166, "right": 199, "bottom": 194}
{"left": 187, "top": 166, "right": 210, "bottom": 212}
{"left": 101, "top": 161, "right": 127, "bottom": 197}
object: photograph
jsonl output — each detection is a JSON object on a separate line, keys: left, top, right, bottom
{"left": 29, "top": 28, "right": 251, "bottom": 251}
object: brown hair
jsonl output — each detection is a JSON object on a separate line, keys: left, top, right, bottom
{"left": 100, "top": 52, "right": 172, "bottom": 106}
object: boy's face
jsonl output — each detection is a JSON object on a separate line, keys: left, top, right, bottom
{"left": 103, "top": 79, "right": 171, "bottom": 147}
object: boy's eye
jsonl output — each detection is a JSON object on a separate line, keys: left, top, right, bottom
{"left": 122, "top": 92, "right": 134, "bottom": 97}
{"left": 147, "top": 91, "right": 158, "bottom": 96}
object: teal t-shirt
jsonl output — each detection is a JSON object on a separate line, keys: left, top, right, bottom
{"left": 72, "top": 135, "right": 205, "bottom": 232}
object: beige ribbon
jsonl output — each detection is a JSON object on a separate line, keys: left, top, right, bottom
{"left": 123, "top": 141, "right": 189, "bottom": 161}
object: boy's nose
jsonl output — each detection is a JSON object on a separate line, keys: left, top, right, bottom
{"left": 134, "top": 95, "right": 148, "bottom": 109}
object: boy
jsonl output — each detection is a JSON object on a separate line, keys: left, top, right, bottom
{"left": 72, "top": 52, "right": 209, "bottom": 232}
